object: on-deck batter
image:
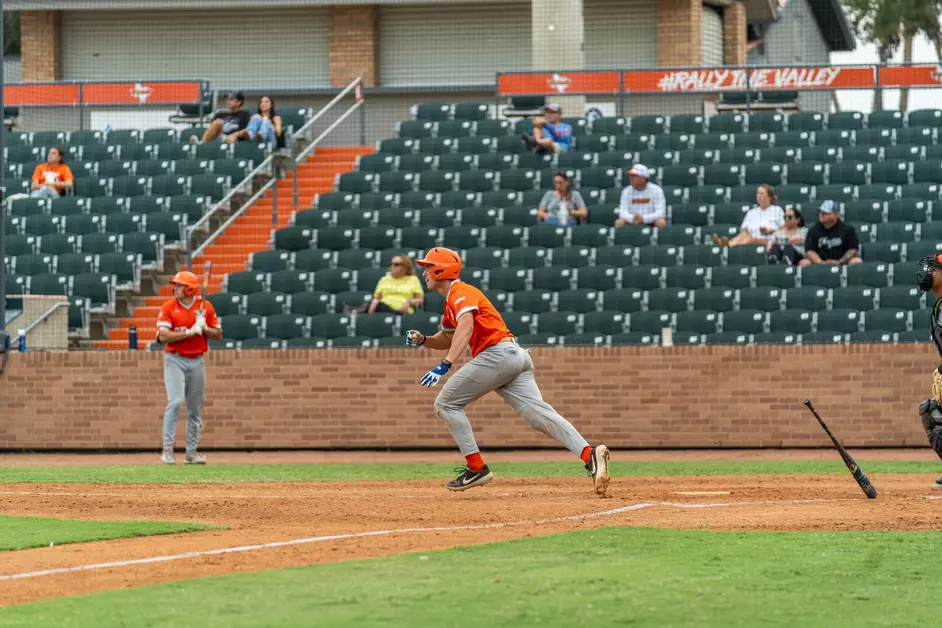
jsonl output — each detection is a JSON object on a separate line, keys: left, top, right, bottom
{"left": 406, "top": 247, "right": 611, "bottom": 495}
{"left": 155, "top": 271, "right": 223, "bottom": 465}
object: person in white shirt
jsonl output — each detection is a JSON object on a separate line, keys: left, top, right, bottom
{"left": 712, "top": 184, "right": 784, "bottom": 248}
{"left": 615, "top": 164, "right": 668, "bottom": 228}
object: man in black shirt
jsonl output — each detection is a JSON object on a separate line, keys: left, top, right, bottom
{"left": 916, "top": 253, "right": 942, "bottom": 488}
{"left": 799, "top": 200, "right": 863, "bottom": 267}
{"left": 192, "top": 92, "right": 252, "bottom": 145}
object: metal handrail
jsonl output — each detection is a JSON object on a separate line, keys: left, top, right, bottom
{"left": 23, "top": 301, "right": 69, "bottom": 334}
{"left": 185, "top": 77, "right": 364, "bottom": 268}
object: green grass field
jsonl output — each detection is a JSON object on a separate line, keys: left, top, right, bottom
{"left": 2, "top": 459, "right": 939, "bottom": 626}
{"left": 1, "top": 526, "right": 934, "bottom": 627}
{"left": 1, "top": 459, "right": 940, "bottom": 484}
{"left": 0, "top": 515, "right": 217, "bottom": 551}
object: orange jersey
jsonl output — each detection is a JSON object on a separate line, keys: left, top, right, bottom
{"left": 440, "top": 281, "right": 513, "bottom": 357}
{"left": 32, "top": 163, "right": 74, "bottom": 187}
{"left": 156, "top": 297, "right": 220, "bottom": 357}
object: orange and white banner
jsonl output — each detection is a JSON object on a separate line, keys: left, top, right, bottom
{"left": 497, "top": 64, "right": 942, "bottom": 96}
{"left": 4, "top": 81, "right": 202, "bottom": 107}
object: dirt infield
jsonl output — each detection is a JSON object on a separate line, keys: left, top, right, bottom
{"left": 2, "top": 462, "right": 942, "bottom": 607}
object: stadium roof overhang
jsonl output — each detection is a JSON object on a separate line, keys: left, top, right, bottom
{"left": 706, "top": 0, "right": 779, "bottom": 23}
{"left": 809, "top": 0, "right": 857, "bottom": 51}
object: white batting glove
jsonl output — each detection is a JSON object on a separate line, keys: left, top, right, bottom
{"left": 405, "top": 330, "right": 426, "bottom": 347}
{"left": 185, "top": 324, "right": 203, "bottom": 337}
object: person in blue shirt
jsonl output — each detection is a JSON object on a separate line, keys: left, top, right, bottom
{"left": 522, "top": 103, "right": 572, "bottom": 153}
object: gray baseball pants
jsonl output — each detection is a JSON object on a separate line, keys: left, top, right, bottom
{"left": 434, "top": 340, "right": 589, "bottom": 456}
{"left": 162, "top": 352, "right": 205, "bottom": 453}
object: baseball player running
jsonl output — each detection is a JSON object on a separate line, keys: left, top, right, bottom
{"left": 917, "top": 254, "right": 942, "bottom": 488}
{"left": 407, "top": 247, "right": 611, "bottom": 495}
{"left": 156, "top": 271, "right": 222, "bottom": 465}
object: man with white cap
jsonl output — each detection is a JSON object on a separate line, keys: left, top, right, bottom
{"left": 799, "top": 200, "right": 863, "bottom": 267}
{"left": 616, "top": 164, "right": 668, "bottom": 228}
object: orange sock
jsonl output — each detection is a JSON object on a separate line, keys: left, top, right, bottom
{"left": 580, "top": 446, "right": 592, "bottom": 464}
{"left": 466, "top": 452, "right": 485, "bottom": 472}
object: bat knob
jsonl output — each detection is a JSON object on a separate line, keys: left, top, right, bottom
{"left": 802, "top": 398, "right": 811, "bottom": 406}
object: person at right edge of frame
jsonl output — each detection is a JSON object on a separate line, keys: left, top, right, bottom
{"left": 155, "top": 271, "right": 223, "bottom": 466}
{"left": 917, "top": 253, "right": 942, "bottom": 489}
{"left": 405, "top": 247, "right": 611, "bottom": 496}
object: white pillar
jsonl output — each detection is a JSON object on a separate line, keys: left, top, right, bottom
{"left": 531, "top": 0, "right": 586, "bottom": 116}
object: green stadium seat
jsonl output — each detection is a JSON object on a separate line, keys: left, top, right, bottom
{"left": 291, "top": 248, "right": 333, "bottom": 272}
{"left": 552, "top": 245, "right": 592, "bottom": 268}
{"left": 72, "top": 272, "right": 114, "bottom": 309}
{"left": 217, "top": 314, "right": 260, "bottom": 341}
{"left": 475, "top": 120, "right": 513, "bottom": 138}
{"left": 525, "top": 225, "right": 564, "bottom": 249}
{"left": 310, "top": 226, "right": 353, "bottom": 250}
{"left": 56, "top": 252, "right": 95, "bottom": 276}
{"left": 817, "top": 183, "right": 857, "bottom": 202}
{"left": 454, "top": 136, "right": 492, "bottom": 155}
{"left": 776, "top": 130, "right": 816, "bottom": 149}
{"left": 787, "top": 162, "right": 826, "bottom": 186}
{"left": 874, "top": 221, "right": 916, "bottom": 243}
{"left": 769, "top": 309, "right": 813, "bottom": 334}
{"left": 245, "top": 291, "right": 288, "bottom": 316}
{"left": 675, "top": 149, "right": 716, "bottom": 166}
{"left": 488, "top": 267, "right": 528, "bottom": 292}
{"left": 861, "top": 242, "right": 902, "bottom": 264}
{"left": 703, "top": 163, "right": 742, "bottom": 187}
{"left": 501, "top": 312, "right": 536, "bottom": 336}
{"left": 725, "top": 245, "right": 766, "bottom": 267}
{"left": 14, "top": 253, "right": 53, "bottom": 276}
{"left": 289, "top": 291, "right": 332, "bottom": 316}
{"left": 413, "top": 103, "right": 451, "bottom": 121}
{"left": 675, "top": 310, "right": 719, "bottom": 335}
{"left": 899, "top": 328, "right": 928, "bottom": 343}
{"left": 102, "top": 212, "right": 142, "bottom": 236}
{"left": 654, "top": 134, "right": 692, "bottom": 152}
{"left": 398, "top": 120, "right": 435, "bottom": 139}
{"left": 463, "top": 246, "right": 504, "bottom": 269}
{"left": 693, "top": 287, "right": 735, "bottom": 312}
{"left": 898, "top": 126, "right": 935, "bottom": 146}
{"left": 867, "top": 109, "right": 903, "bottom": 129}
{"left": 631, "top": 115, "right": 667, "bottom": 135}
{"left": 686, "top": 186, "right": 728, "bottom": 205}
{"left": 63, "top": 214, "right": 102, "bottom": 236}
{"left": 23, "top": 214, "right": 64, "bottom": 238}
{"left": 409, "top": 208, "right": 452, "bottom": 229}
{"left": 562, "top": 333, "right": 606, "bottom": 346}
{"left": 401, "top": 312, "right": 443, "bottom": 336}
{"left": 610, "top": 331, "right": 658, "bottom": 345}
{"left": 592, "top": 117, "right": 627, "bottom": 136}
{"left": 582, "top": 310, "right": 627, "bottom": 334}
{"left": 397, "top": 153, "right": 437, "bottom": 173}
{"left": 557, "top": 288, "right": 601, "bottom": 313}
{"left": 330, "top": 336, "right": 373, "bottom": 347}
{"left": 830, "top": 286, "right": 875, "bottom": 311}
{"left": 378, "top": 171, "right": 416, "bottom": 194}
{"left": 335, "top": 290, "right": 372, "bottom": 313}
{"left": 850, "top": 330, "right": 895, "bottom": 343}
{"left": 734, "top": 132, "right": 774, "bottom": 150}
{"left": 537, "top": 311, "right": 579, "bottom": 335}
{"left": 906, "top": 240, "right": 942, "bottom": 260}
{"left": 738, "top": 287, "right": 783, "bottom": 312}
{"left": 294, "top": 209, "right": 334, "bottom": 230}
{"left": 354, "top": 313, "right": 398, "bottom": 339}
{"left": 637, "top": 244, "right": 679, "bottom": 267}
{"left": 637, "top": 149, "right": 676, "bottom": 168}
{"left": 590, "top": 245, "right": 632, "bottom": 268}
{"left": 816, "top": 309, "right": 861, "bottom": 334}
{"left": 693, "top": 133, "right": 733, "bottom": 151}
{"left": 39, "top": 233, "right": 79, "bottom": 255}
{"left": 879, "top": 286, "right": 922, "bottom": 311}
{"left": 127, "top": 195, "right": 167, "bottom": 214}
{"left": 669, "top": 204, "right": 709, "bottom": 228}
{"left": 711, "top": 264, "right": 752, "bottom": 289}
{"left": 846, "top": 262, "right": 890, "bottom": 287}
{"left": 375, "top": 208, "right": 417, "bottom": 229}
{"left": 842, "top": 199, "right": 883, "bottom": 224}
{"left": 855, "top": 128, "right": 895, "bottom": 147}
{"left": 579, "top": 135, "right": 614, "bottom": 153}
{"left": 264, "top": 313, "right": 308, "bottom": 341}
{"left": 668, "top": 115, "right": 704, "bottom": 135}
{"left": 144, "top": 211, "right": 186, "bottom": 243}
{"left": 871, "top": 160, "right": 910, "bottom": 186}
{"left": 396, "top": 191, "right": 436, "bottom": 209}
{"left": 800, "top": 264, "right": 842, "bottom": 289}
{"left": 357, "top": 154, "right": 396, "bottom": 174}
{"left": 506, "top": 246, "right": 549, "bottom": 269}
{"left": 863, "top": 308, "right": 910, "bottom": 333}
{"left": 512, "top": 290, "right": 554, "bottom": 313}
{"left": 156, "top": 142, "right": 189, "bottom": 160}
{"left": 515, "top": 333, "right": 561, "bottom": 347}
{"left": 433, "top": 153, "right": 471, "bottom": 173}
{"left": 613, "top": 225, "right": 654, "bottom": 248}
{"left": 900, "top": 183, "right": 941, "bottom": 201}
{"left": 338, "top": 172, "right": 376, "bottom": 194}
{"left": 745, "top": 163, "right": 784, "bottom": 186}
{"left": 665, "top": 265, "right": 707, "bottom": 290}
{"left": 314, "top": 192, "right": 356, "bottom": 211}
{"left": 647, "top": 287, "right": 690, "bottom": 313}
{"left": 453, "top": 102, "right": 490, "bottom": 121}
{"left": 437, "top": 120, "right": 474, "bottom": 139}
{"left": 510, "top": 152, "right": 550, "bottom": 171}
{"left": 531, "top": 267, "right": 573, "bottom": 291}
{"left": 884, "top": 145, "right": 923, "bottom": 162}
{"left": 481, "top": 289, "right": 508, "bottom": 311}
{"left": 78, "top": 233, "right": 118, "bottom": 254}
{"left": 28, "top": 272, "right": 69, "bottom": 296}
{"left": 378, "top": 138, "right": 416, "bottom": 155}
{"left": 629, "top": 310, "right": 673, "bottom": 334}
{"left": 753, "top": 265, "right": 797, "bottom": 289}
{"left": 96, "top": 251, "right": 138, "bottom": 286}
{"left": 661, "top": 164, "right": 698, "bottom": 188}
{"left": 270, "top": 270, "right": 313, "bottom": 294}
{"left": 441, "top": 225, "right": 482, "bottom": 250}
{"left": 314, "top": 268, "right": 355, "bottom": 294}
{"left": 226, "top": 271, "right": 266, "bottom": 295}
{"left": 908, "top": 109, "right": 942, "bottom": 127}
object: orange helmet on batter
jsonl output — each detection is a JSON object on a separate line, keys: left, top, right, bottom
{"left": 416, "top": 247, "right": 462, "bottom": 280}
{"left": 169, "top": 270, "right": 201, "bottom": 296}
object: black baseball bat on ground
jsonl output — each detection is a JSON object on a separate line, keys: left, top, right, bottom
{"left": 803, "top": 399, "right": 877, "bottom": 499}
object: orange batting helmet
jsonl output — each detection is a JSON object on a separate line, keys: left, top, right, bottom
{"left": 416, "top": 247, "right": 462, "bottom": 280}
{"left": 170, "top": 270, "right": 201, "bottom": 296}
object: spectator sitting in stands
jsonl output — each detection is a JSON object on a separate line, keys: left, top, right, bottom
{"left": 800, "top": 200, "right": 863, "bottom": 267}
{"left": 537, "top": 171, "right": 587, "bottom": 226}
{"left": 712, "top": 184, "right": 784, "bottom": 248}
{"left": 521, "top": 103, "right": 572, "bottom": 154}
{"left": 191, "top": 91, "right": 252, "bottom": 145}
{"left": 615, "top": 164, "right": 667, "bottom": 228}
{"left": 367, "top": 254, "right": 425, "bottom": 315}
{"left": 246, "top": 95, "right": 284, "bottom": 149}
{"left": 767, "top": 207, "right": 808, "bottom": 265}
{"left": 29, "top": 147, "right": 73, "bottom": 199}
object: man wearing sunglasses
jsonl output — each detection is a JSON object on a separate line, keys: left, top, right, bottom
{"left": 917, "top": 254, "right": 942, "bottom": 489}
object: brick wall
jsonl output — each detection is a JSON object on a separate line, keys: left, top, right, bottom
{"left": 329, "top": 6, "right": 379, "bottom": 88}
{"left": 723, "top": 2, "right": 747, "bottom": 67}
{"left": 0, "top": 346, "right": 934, "bottom": 451}
{"left": 20, "top": 11, "right": 62, "bottom": 82}
{"left": 657, "top": 0, "right": 702, "bottom": 68}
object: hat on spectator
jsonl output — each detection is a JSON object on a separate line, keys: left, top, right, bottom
{"left": 628, "top": 164, "right": 650, "bottom": 179}
{"left": 544, "top": 103, "right": 561, "bottom": 113}
{"left": 228, "top": 91, "right": 245, "bottom": 103}
{"left": 819, "top": 200, "right": 837, "bottom": 214}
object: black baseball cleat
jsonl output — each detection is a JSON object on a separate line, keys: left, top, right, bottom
{"left": 446, "top": 465, "right": 494, "bottom": 492}
{"left": 586, "top": 445, "right": 611, "bottom": 495}
{"left": 933, "top": 476, "right": 942, "bottom": 489}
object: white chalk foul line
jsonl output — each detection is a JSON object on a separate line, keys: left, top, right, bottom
{"left": 0, "top": 498, "right": 846, "bottom": 583}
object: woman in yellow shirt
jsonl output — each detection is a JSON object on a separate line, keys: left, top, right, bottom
{"left": 368, "top": 254, "right": 425, "bottom": 315}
